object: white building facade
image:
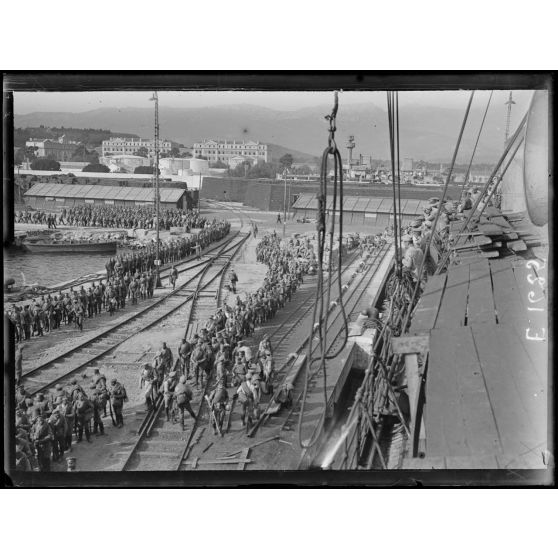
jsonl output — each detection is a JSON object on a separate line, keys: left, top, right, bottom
{"left": 102, "top": 137, "right": 172, "bottom": 157}
{"left": 192, "top": 139, "right": 270, "bottom": 165}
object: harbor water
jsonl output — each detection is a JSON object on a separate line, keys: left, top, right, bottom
{"left": 4, "top": 249, "right": 108, "bottom": 288}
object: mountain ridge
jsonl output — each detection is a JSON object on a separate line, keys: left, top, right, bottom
{"left": 14, "top": 102, "right": 512, "bottom": 163}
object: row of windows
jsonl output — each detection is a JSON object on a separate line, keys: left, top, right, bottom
{"left": 196, "top": 150, "right": 262, "bottom": 157}
{"left": 104, "top": 143, "right": 171, "bottom": 148}
{"left": 194, "top": 144, "right": 266, "bottom": 150}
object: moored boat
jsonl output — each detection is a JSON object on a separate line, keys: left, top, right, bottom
{"left": 23, "top": 240, "right": 118, "bottom": 254}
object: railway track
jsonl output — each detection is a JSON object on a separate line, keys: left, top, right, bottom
{"left": 120, "top": 242, "right": 391, "bottom": 471}
{"left": 22, "top": 232, "right": 250, "bottom": 398}
{"left": 250, "top": 243, "right": 392, "bottom": 438}
{"left": 118, "top": 233, "right": 251, "bottom": 471}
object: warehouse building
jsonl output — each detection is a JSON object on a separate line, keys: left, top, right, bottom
{"left": 24, "top": 183, "right": 189, "bottom": 211}
{"left": 292, "top": 194, "right": 429, "bottom": 227}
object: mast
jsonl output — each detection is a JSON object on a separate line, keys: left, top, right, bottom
{"left": 504, "top": 91, "right": 516, "bottom": 144}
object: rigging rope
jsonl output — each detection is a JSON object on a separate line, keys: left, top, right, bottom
{"left": 297, "top": 91, "right": 349, "bottom": 450}
{"left": 395, "top": 92, "right": 403, "bottom": 270}
{"left": 400, "top": 90, "right": 475, "bottom": 334}
{"left": 435, "top": 110, "right": 528, "bottom": 273}
{"left": 387, "top": 91, "right": 401, "bottom": 279}
{"left": 460, "top": 91, "right": 494, "bottom": 198}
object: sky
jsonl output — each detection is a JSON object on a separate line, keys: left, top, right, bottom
{"left": 13, "top": 89, "right": 534, "bottom": 116}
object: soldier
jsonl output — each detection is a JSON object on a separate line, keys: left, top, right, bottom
{"left": 74, "top": 392, "right": 93, "bottom": 443}
{"left": 250, "top": 372, "right": 263, "bottom": 420}
{"left": 159, "top": 342, "right": 173, "bottom": 376}
{"left": 48, "top": 408, "right": 66, "bottom": 461}
{"left": 92, "top": 369, "right": 109, "bottom": 416}
{"left": 31, "top": 415, "right": 53, "bottom": 472}
{"left": 33, "top": 393, "right": 51, "bottom": 421}
{"left": 139, "top": 364, "right": 157, "bottom": 411}
{"left": 16, "top": 408, "right": 31, "bottom": 432}
{"left": 91, "top": 390, "right": 105, "bottom": 436}
{"left": 237, "top": 372, "right": 255, "bottom": 428}
{"left": 169, "top": 264, "right": 178, "bottom": 289}
{"left": 161, "top": 370, "right": 178, "bottom": 421}
{"left": 173, "top": 376, "right": 196, "bottom": 431}
{"left": 190, "top": 340, "right": 207, "bottom": 388}
{"left": 60, "top": 396, "right": 75, "bottom": 452}
{"left": 69, "top": 378, "right": 85, "bottom": 402}
{"left": 208, "top": 382, "right": 228, "bottom": 435}
{"left": 178, "top": 338, "right": 192, "bottom": 377}
{"left": 109, "top": 378, "right": 127, "bottom": 427}
{"left": 15, "top": 385, "right": 29, "bottom": 411}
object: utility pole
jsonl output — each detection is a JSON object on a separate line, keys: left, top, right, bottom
{"left": 150, "top": 91, "right": 162, "bottom": 287}
{"left": 504, "top": 91, "right": 516, "bottom": 145}
{"left": 282, "top": 167, "right": 288, "bottom": 238}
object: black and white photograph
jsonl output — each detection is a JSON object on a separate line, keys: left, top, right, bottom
{"left": 3, "top": 73, "right": 553, "bottom": 486}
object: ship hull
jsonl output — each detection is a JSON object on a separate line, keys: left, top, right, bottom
{"left": 24, "top": 241, "right": 117, "bottom": 254}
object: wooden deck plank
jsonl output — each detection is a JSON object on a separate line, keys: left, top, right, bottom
{"left": 425, "top": 329, "right": 459, "bottom": 457}
{"left": 471, "top": 322, "right": 544, "bottom": 458}
{"left": 435, "top": 264, "right": 470, "bottom": 329}
{"left": 426, "top": 327, "right": 501, "bottom": 458}
{"left": 409, "top": 274, "right": 447, "bottom": 334}
{"left": 453, "top": 327, "right": 502, "bottom": 456}
{"left": 490, "top": 259, "right": 524, "bottom": 325}
{"left": 467, "top": 260, "right": 496, "bottom": 325}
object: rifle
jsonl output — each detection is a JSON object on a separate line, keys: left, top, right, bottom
{"left": 108, "top": 399, "right": 116, "bottom": 426}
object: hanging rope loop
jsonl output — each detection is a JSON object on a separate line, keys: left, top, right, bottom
{"left": 325, "top": 90, "right": 340, "bottom": 148}
{"left": 298, "top": 90, "right": 348, "bottom": 450}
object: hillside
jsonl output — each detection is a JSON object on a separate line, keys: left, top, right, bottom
{"left": 14, "top": 125, "right": 139, "bottom": 148}
{"left": 14, "top": 101, "right": 513, "bottom": 163}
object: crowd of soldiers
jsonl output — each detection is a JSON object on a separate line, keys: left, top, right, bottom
{"left": 5, "top": 220, "right": 231, "bottom": 345}
{"left": 138, "top": 232, "right": 312, "bottom": 435}
{"left": 13, "top": 227, "right": 313, "bottom": 470}
{"left": 105, "top": 219, "right": 230, "bottom": 279}
{"left": 15, "top": 206, "right": 206, "bottom": 232}
{"left": 397, "top": 190, "right": 477, "bottom": 283}
{"left": 14, "top": 210, "right": 58, "bottom": 228}
{"left": 15, "top": 370, "right": 128, "bottom": 471}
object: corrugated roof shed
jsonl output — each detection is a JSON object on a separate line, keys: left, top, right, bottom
{"left": 292, "top": 195, "right": 432, "bottom": 215}
{"left": 25, "top": 183, "right": 184, "bottom": 203}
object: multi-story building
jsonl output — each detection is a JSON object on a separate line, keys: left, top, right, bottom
{"left": 101, "top": 137, "right": 172, "bottom": 157}
{"left": 26, "top": 135, "right": 79, "bottom": 162}
{"left": 192, "top": 139, "right": 270, "bottom": 165}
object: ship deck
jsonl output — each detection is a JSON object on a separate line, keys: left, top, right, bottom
{"left": 404, "top": 210, "right": 549, "bottom": 469}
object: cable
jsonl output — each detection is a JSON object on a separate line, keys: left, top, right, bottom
{"left": 460, "top": 91, "right": 493, "bottom": 199}
{"left": 387, "top": 92, "right": 401, "bottom": 278}
{"left": 435, "top": 109, "right": 528, "bottom": 274}
{"left": 395, "top": 92, "right": 403, "bottom": 255}
{"left": 399, "top": 90, "right": 475, "bottom": 334}
{"left": 297, "top": 92, "right": 349, "bottom": 449}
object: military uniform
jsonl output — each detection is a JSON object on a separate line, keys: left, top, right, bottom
{"left": 109, "top": 380, "right": 127, "bottom": 427}
{"left": 237, "top": 378, "right": 255, "bottom": 427}
{"left": 74, "top": 395, "right": 93, "bottom": 442}
{"left": 161, "top": 372, "right": 177, "bottom": 421}
{"left": 208, "top": 384, "right": 228, "bottom": 434}
{"left": 91, "top": 391, "right": 105, "bottom": 435}
{"left": 31, "top": 417, "right": 53, "bottom": 471}
{"left": 48, "top": 410, "right": 66, "bottom": 461}
{"left": 174, "top": 379, "right": 196, "bottom": 430}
